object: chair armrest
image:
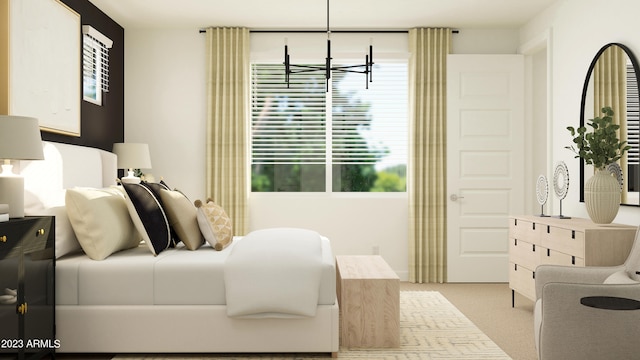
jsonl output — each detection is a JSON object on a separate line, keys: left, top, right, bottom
{"left": 539, "top": 282, "right": 640, "bottom": 360}
{"left": 534, "top": 264, "right": 623, "bottom": 300}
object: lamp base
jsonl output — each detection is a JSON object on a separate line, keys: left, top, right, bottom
{"left": 0, "top": 175, "right": 25, "bottom": 218}
{"left": 121, "top": 169, "right": 141, "bottom": 184}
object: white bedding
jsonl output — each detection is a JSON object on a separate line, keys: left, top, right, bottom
{"left": 56, "top": 235, "right": 336, "bottom": 307}
{"left": 224, "top": 228, "right": 324, "bottom": 318}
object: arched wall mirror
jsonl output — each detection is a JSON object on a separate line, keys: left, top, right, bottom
{"left": 579, "top": 43, "right": 640, "bottom": 206}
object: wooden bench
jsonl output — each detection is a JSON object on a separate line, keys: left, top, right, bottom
{"left": 335, "top": 255, "right": 400, "bottom": 348}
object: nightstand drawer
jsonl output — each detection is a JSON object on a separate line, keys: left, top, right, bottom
{"left": 0, "top": 217, "right": 52, "bottom": 260}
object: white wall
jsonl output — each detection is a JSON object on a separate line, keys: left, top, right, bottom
{"left": 124, "top": 27, "right": 521, "bottom": 280}
{"left": 124, "top": 29, "right": 207, "bottom": 201}
{"left": 520, "top": 0, "right": 640, "bottom": 227}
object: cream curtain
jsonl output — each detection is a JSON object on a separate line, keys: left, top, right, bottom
{"left": 594, "top": 45, "right": 628, "bottom": 202}
{"left": 408, "top": 28, "right": 451, "bottom": 283}
{"left": 205, "top": 27, "right": 250, "bottom": 235}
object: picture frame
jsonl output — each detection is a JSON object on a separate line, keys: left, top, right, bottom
{"left": 9, "top": 0, "right": 81, "bottom": 136}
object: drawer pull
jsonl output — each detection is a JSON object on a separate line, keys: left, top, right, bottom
{"left": 0, "top": 235, "right": 6, "bottom": 243}
{"left": 514, "top": 239, "right": 518, "bottom": 246}
{"left": 532, "top": 244, "right": 536, "bottom": 252}
{"left": 547, "top": 249, "right": 550, "bottom": 257}
{"left": 16, "top": 302, "right": 27, "bottom": 315}
{"left": 36, "top": 228, "right": 45, "bottom": 236}
{"left": 572, "top": 230, "right": 575, "bottom": 239}
{"left": 533, "top": 222, "right": 536, "bottom": 230}
{"left": 547, "top": 225, "right": 550, "bottom": 233}
{"left": 514, "top": 219, "right": 518, "bottom": 226}
{"left": 532, "top": 272, "right": 536, "bottom": 279}
{"left": 572, "top": 256, "right": 576, "bottom": 265}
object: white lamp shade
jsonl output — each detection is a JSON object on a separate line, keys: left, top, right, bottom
{"left": 112, "top": 143, "right": 152, "bottom": 170}
{"left": 0, "top": 116, "right": 44, "bottom": 160}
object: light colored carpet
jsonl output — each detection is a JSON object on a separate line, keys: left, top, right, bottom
{"left": 114, "top": 291, "right": 511, "bottom": 360}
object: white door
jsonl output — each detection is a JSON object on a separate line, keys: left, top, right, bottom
{"left": 446, "top": 55, "right": 525, "bottom": 282}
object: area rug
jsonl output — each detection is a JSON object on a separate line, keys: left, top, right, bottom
{"left": 115, "top": 291, "right": 511, "bottom": 360}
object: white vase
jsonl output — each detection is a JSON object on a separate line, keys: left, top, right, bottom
{"left": 584, "top": 168, "right": 621, "bottom": 224}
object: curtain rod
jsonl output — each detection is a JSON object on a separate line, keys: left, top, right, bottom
{"left": 198, "top": 29, "right": 459, "bottom": 34}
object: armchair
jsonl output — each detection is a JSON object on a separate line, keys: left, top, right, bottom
{"left": 534, "top": 229, "right": 640, "bottom": 360}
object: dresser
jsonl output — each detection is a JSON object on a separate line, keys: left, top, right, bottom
{"left": 0, "top": 217, "right": 56, "bottom": 360}
{"left": 508, "top": 215, "right": 637, "bottom": 306}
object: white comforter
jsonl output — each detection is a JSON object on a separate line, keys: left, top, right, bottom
{"left": 224, "top": 228, "right": 324, "bottom": 318}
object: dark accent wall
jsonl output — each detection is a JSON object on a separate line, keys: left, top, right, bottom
{"left": 42, "top": 0, "right": 124, "bottom": 152}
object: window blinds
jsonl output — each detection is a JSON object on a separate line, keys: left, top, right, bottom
{"left": 251, "top": 64, "right": 327, "bottom": 164}
{"left": 82, "top": 26, "right": 113, "bottom": 93}
{"left": 251, "top": 62, "right": 407, "bottom": 168}
{"left": 332, "top": 63, "right": 408, "bottom": 165}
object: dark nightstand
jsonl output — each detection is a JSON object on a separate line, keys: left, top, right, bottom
{"left": 0, "top": 217, "right": 55, "bottom": 360}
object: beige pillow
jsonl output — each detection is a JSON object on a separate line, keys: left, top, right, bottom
{"left": 159, "top": 189, "right": 204, "bottom": 250}
{"left": 194, "top": 199, "right": 233, "bottom": 251}
{"left": 65, "top": 187, "right": 141, "bottom": 260}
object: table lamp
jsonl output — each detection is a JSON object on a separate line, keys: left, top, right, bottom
{"left": 0, "top": 115, "right": 44, "bottom": 218}
{"left": 112, "top": 143, "right": 152, "bottom": 184}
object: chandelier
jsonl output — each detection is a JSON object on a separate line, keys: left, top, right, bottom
{"left": 283, "top": 0, "right": 374, "bottom": 91}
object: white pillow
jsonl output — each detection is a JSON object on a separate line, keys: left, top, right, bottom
{"left": 39, "top": 204, "right": 82, "bottom": 258}
{"left": 65, "top": 187, "right": 141, "bottom": 260}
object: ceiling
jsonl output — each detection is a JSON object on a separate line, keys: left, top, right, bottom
{"left": 87, "top": 0, "right": 561, "bottom": 30}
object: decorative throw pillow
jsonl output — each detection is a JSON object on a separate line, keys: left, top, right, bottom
{"left": 194, "top": 198, "right": 233, "bottom": 251}
{"left": 122, "top": 183, "right": 171, "bottom": 256}
{"left": 141, "top": 181, "right": 181, "bottom": 247}
{"left": 159, "top": 189, "right": 204, "bottom": 250}
{"left": 65, "top": 187, "right": 141, "bottom": 260}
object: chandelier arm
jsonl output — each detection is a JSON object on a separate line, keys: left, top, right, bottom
{"left": 281, "top": 0, "right": 373, "bottom": 90}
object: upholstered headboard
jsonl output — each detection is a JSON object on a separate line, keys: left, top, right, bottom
{"left": 21, "top": 141, "right": 117, "bottom": 209}
{"left": 22, "top": 141, "right": 116, "bottom": 190}
{"left": 19, "top": 141, "right": 118, "bottom": 258}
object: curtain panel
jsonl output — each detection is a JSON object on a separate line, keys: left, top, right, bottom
{"left": 408, "top": 28, "right": 451, "bottom": 283}
{"left": 205, "top": 27, "right": 250, "bottom": 235}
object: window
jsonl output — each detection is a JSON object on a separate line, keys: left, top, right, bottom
{"left": 82, "top": 25, "right": 112, "bottom": 106}
{"left": 251, "top": 62, "right": 408, "bottom": 192}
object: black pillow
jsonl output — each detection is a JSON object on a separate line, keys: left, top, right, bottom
{"left": 142, "top": 181, "right": 182, "bottom": 247}
{"left": 122, "top": 183, "right": 171, "bottom": 256}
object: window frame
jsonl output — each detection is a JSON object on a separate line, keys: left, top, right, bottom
{"left": 249, "top": 32, "right": 409, "bottom": 196}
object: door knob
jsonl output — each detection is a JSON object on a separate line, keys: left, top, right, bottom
{"left": 450, "top": 194, "right": 465, "bottom": 201}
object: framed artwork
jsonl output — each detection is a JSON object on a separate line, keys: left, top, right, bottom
{"left": 10, "top": 0, "right": 81, "bottom": 136}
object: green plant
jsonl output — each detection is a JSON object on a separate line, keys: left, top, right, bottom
{"left": 566, "top": 106, "right": 631, "bottom": 169}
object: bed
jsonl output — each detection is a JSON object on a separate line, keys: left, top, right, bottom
{"left": 20, "top": 141, "right": 339, "bottom": 356}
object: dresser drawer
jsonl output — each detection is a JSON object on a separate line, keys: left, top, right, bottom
{"left": 509, "top": 263, "right": 536, "bottom": 301}
{"left": 540, "top": 225, "right": 584, "bottom": 257}
{"left": 539, "top": 247, "right": 584, "bottom": 267}
{"left": 509, "top": 238, "right": 539, "bottom": 271}
{"left": 509, "top": 218, "right": 541, "bottom": 245}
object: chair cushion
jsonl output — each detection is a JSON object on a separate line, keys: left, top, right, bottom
{"left": 604, "top": 270, "right": 639, "bottom": 284}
